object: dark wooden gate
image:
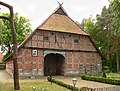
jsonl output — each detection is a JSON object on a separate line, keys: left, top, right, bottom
{"left": 44, "top": 53, "right": 65, "bottom": 76}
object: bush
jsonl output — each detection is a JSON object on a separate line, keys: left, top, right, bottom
{"left": 80, "top": 87, "right": 89, "bottom": 90}
{"left": 102, "top": 72, "right": 107, "bottom": 78}
{"left": 103, "top": 66, "right": 110, "bottom": 73}
{"left": 47, "top": 76, "right": 89, "bottom": 91}
{"left": 81, "top": 74, "right": 120, "bottom": 85}
{"left": 47, "top": 75, "right": 52, "bottom": 82}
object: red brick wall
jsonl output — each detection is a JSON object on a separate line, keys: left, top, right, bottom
{"left": 79, "top": 52, "right": 102, "bottom": 75}
{"left": 0, "top": 53, "right": 3, "bottom": 62}
{"left": 66, "top": 51, "right": 102, "bottom": 75}
{"left": 13, "top": 48, "right": 43, "bottom": 77}
{"left": 24, "top": 30, "right": 97, "bottom": 52}
{"left": 6, "top": 30, "right": 102, "bottom": 77}
{"left": 24, "top": 30, "right": 102, "bottom": 76}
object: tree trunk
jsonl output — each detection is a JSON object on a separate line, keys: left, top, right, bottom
{"left": 116, "top": 48, "right": 119, "bottom": 72}
{"left": 9, "top": 7, "right": 20, "bottom": 90}
{"left": 108, "top": 47, "right": 112, "bottom": 71}
{"left": 0, "top": 1, "right": 20, "bottom": 90}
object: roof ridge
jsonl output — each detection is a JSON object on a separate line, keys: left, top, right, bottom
{"left": 36, "top": 6, "right": 68, "bottom": 30}
{"left": 53, "top": 5, "right": 68, "bottom": 16}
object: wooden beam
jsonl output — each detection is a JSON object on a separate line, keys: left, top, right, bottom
{"left": 57, "top": 2, "right": 63, "bottom": 6}
{"left": 23, "top": 46, "right": 99, "bottom": 53}
{"left": 0, "top": 1, "right": 12, "bottom": 10}
{"left": 0, "top": 16, "right": 9, "bottom": 20}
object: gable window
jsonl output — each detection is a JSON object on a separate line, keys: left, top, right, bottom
{"left": 74, "top": 39, "right": 79, "bottom": 44}
{"left": 44, "top": 36, "right": 49, "bottom": 41}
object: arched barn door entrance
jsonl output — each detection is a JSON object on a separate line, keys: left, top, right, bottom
{"left": 44, "top": 53, "right": 65, "bottom": 76}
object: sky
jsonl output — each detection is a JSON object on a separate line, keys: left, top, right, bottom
{"left": 0, "top": 0, "right": 110, "bottom": 30}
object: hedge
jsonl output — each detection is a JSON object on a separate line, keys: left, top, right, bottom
{"left": 47, "top": 76, "right": 89, "bottom": 91}
{"left": 81, "top": 74, "right": 120, "bottom": 85}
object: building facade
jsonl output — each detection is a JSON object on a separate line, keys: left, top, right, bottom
{"left": 0, "top": 52, "right": 3, "bottom": 62}
{"left": 5, "top": 5, "right": 102, "bottom": 78}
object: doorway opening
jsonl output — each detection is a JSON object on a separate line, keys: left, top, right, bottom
{"left": 44, "top": 53, "right": 65, "bottom": 76}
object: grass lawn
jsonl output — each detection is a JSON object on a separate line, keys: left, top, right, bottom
{"left": 106, "top": 73, "right": 120, "bottom": 80}
{"left": 0, "top": 80, "right": 71, "bottom": 91}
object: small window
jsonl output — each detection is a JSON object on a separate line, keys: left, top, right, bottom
{"left": 74, "top": 39, "right": 79, "bottom": 44}
{"left": 32, "top": 49, "right": 38, "bottom": 57}
{"left": 44, "top": 36, "right": 49, "bottom": 41}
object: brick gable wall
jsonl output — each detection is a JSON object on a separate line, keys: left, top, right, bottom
{"left": 24, "top": 30, "right": 96, "bottom": 51}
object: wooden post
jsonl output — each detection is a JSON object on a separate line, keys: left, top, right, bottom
{"left": 0, "top": 1, "right": 20, "bottom": 90}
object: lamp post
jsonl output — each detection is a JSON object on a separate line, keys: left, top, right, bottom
{"left": 32, "top": 86, "right": 36, "bottom": 91}
{"left": 72, "top": 78, "right": 77, "bottom": 91}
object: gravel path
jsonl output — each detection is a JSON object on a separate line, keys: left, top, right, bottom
{"left": 54, "top": 76, "right": 120, "bottom": 88}
{"left": 0, "top": 70, "right": 119, "bottom": 88}
{"left": 0, "top": 70, "right": 12, "bottom": 82}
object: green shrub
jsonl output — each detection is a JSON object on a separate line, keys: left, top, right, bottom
{"left": 47, "top": 76, "right": 89, "bottom": 91}
{"left": 102, "top": 72, "right": 107, "bottom": 78}
{"left": 81, "top": 74, "right": 120, "bottom": 85}
{"left": 103, "top": 66, "right": 110, "bottom": 73}
{"left": 47, "top": 75, "right": 52, "bottom": 81}
{"left": 80, "top": 87, "right": 89, "bottom": 90}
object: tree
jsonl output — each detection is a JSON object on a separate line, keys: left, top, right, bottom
{"left": 109, "top": 0, "right": 120, "bottom": 72}
{"left": 96, "top": 6, "right": 114, "bottom": 70}
{"left": 80, "top": 18, "right": 87, "bottom": 29}
{"left": 0, "top": 20, "right": 3, "bottom": 44}
{"left": 82, "top": 13, "right": 111, "bottom": 57}
{"left": 81, "top": 1, "right": 120, "bottom": 72}
{"left": 0, "top": 13, "right": 31, "bottom": 55}
{"left": 0, "top": 1, "right": 20, "bottom": 90}
{"left": 83, "top": 17, "right": 95, "bottom": 34}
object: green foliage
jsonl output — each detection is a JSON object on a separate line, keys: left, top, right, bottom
{"left": 109, "top": 0, "right": 120, "bottom": 72}
{"left": 0, "top": 13, "right": 32, "bottom": 59}
{"left": 47, "top": 76, "right": 89, "bottom": 91}
{"left": 102, "top": 72, "right": 107, "bottom": 78}
{"left": 80, "top": 87, "right": 89, "bottom": 90}
{"left": 106, "top": 73, "right": 120, "bottom": 80}
{"left": 81, "top": 74, "right": 120, "bottom": 85}
{"left": 102, "top": 66, "right": 110, "bottom": 73}
{"left": 84, "top": 17, "right": 95, "bottom": 34}
{"left": 47, "top": 75, "right": 53, "bottom": 81}
{"left": 81, "top": 0, "right": 120, "bottom": 72}
{"left": 0, "top": 20, "right": 3, "bottom": 44}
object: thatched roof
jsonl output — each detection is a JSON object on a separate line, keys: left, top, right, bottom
{"left": 37, "top": 5, "right": 88, "bottom": 35}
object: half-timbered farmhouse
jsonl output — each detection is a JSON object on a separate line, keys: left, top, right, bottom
{"left": 5, "top": 5, "right": 102, "bottom": 78}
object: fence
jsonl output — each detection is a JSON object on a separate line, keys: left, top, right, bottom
{"left": 83, "top": 86, "right": 120, "bottom": 91}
